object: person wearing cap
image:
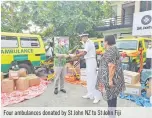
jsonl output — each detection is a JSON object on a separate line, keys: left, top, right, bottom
{"left": 54, "top": 39, "right": 69, "bottom": 94}
{"left": 70, "top": 33, "right": 101, "bottom": 104}
{"left": 45, "top": 40, "right": 54, "bottom": 59}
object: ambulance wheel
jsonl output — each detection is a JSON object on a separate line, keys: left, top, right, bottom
{"left": 19, "top": 63, "right": 33, "bottom": 74}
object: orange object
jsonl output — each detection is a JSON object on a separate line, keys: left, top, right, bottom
{"left": 96, "top": 50, "right": 102, "bottom": 55}
{"left": 9, "top": 70, "right": 19, "bottom": 80}
{"left": 26, "top": 75, "right": 40, "bottom": 87}
{"left": 65, "top": 75, "right": 86, "bottom": 87}
{"left": 127, "top": 51, "right": 139, "bottom": 57}
{"left": 1, "top": 79, "right": 15, "bottom": 93}
{"left": 19, "top": 68, "right": 27, "bottom": 77}
{"left": 16, "top": 77, "right": 29, "bottom": 91}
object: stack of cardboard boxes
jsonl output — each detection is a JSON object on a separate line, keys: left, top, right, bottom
{"left": 123, "top": 70, "right": 141, "bottom": 96}
{"left": 1, "top": 69, "right": 40, "bottom": 94}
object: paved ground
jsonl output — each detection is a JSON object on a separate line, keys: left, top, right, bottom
{"left": 8, "top": 82, "right": 140, "bottom": 107}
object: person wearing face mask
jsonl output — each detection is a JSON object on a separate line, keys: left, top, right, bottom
{"left": 145, "top": 42, "right": 152, "bottom": 69}
{"left": 54, "top": 39, "right": 69, "bottom": 94}
{"left": 70, "top": 33, "right": 101, "bottom": 104}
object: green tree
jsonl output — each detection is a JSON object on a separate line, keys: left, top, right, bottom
{"left": 1, "top": 1, "right": 32, "bottom": 32}
{"left": 1, "top": 1, "right": 112, "bottom": 48}
{"left": 31, "top": 1, "right": 112, "bottom": 48}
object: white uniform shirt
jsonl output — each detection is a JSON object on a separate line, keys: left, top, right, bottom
{"left": 146, "top": 48, "right": 152, "bottom": 58}
{"left": 84, "top": 39, "right": 96, "bottom": 59}
{"left": 45, "top": 46, "right": 53, "bottom": 57}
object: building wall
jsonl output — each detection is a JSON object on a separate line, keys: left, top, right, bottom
{"left": 102, "top": 28, "right": 132, "bottom": 39}
{"left": 101, "top": 1, "right": 151, "bottom": 38}
{"left": 102, "top": 1, "right": 141, "bottom": 38}
{"left": 110, "top": 1, "right": 141, "bottom": 15}
{"left": 135, "top": 1, "right": 140, "bottom": 13}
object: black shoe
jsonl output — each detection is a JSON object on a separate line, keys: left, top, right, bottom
{"left": 54, "top": 88, "right": 58, "bottom": 94}
{"left": 60, "top": 89, "right": 66, "bottom": 93}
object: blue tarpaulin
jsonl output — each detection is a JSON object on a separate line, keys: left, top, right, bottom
{"left": 119, "top": 92, "right": 152, "bottom": 107}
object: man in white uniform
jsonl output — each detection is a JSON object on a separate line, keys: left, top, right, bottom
{"left": 70, "top": 33, "right": 101, "bottom": 104}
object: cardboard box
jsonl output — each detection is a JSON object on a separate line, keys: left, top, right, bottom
{"left": 26, "top": 75, "right": 40, "bottom": 87}
{"left": 16, "top": 77, "right": 29, "bottom": 91}
{"left": 123, "top": 82, "right": 142, "bottom": 96}
{"left": 19, "top": 68, "right": 27, "bottom": 77}
{"left": 123, "top": 70, "right": 140, "bottom": 84}
{"left": 9, "top": 70, "right": 19, "bottom": 80}
{"left": 1, "top": 79, "right": 15, "bottom": 93}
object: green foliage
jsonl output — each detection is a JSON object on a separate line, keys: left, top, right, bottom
{"left": 1, "top": 1, "right": 32, "bottom": 32}
{"left": 1, "top": 1, "right": 112, "bottom": 48}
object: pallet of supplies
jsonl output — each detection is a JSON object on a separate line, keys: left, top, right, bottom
{"left": 1, "top": 72, "right": 4, "bottom": 81}
{"left": 19, "top": 68, "right": 27, "bottom": 77}
{"left": 123, "top": 70, "right": 140, "bottom": 84}
{"left": 16, "top": 77, "right": 29, "bottom": 91}
{"left": 9, "top": 70, "right": 19, "bottom": 80}
{"left": 123, "top": 82, "right": 142, "bottom": 96}
{"left": 26, "top": 74, "right": 40, "bottom": 87}
{"left": 1, "top": 79, "right": 15, "bottom": 93}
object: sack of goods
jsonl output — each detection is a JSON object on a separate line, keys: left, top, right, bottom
{"left": 16, "top": 77, "right": 29, "bottom": 91}
{"left": 1, "top": 79, "right": 15, "bottom": 93}
{"left": 123, "top": 70, "right": 140, "bottom": 84}
{"left": 9, "top": 70, "right": 19, "bottom": 80}
{"left": 19, "top": 68, "right": 27, "bottom": 77}
{"left": 123, "top": 70, "right": 141, "bottom": 96}
{"left": 26, "top": 74, "right": 40, "bottom": 87}
{"left": 124, "top": 82, "right": 142, "bottom": 96}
